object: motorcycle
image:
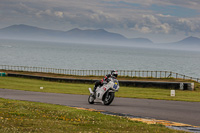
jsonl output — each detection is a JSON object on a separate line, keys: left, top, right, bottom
{"left": 88, "top": 78, "right": 119, "bottom": 105}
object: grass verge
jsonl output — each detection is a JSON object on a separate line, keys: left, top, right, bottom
{"left": 0, "top": 98, "right": 186, "bottom": 133}
{"left": 0, "top": 77, "right": 200, "bottom": 102}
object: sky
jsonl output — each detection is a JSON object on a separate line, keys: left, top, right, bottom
{"left": 0, "top": 0, "right": 200, "bottom": 43}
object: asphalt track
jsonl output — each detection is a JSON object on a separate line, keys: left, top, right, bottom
{"left": 0, "top": 88, "right": 200, "bottom": 127}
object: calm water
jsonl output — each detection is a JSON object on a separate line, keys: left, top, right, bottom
{"left": 0, "top": 39, "right": 200, "bottom": 78}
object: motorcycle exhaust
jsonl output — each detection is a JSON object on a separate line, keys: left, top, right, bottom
{"left": 89, "top": 88, "right": 93, "bottom": 94}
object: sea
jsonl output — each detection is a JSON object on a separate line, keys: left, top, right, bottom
{"left": 0, "top": 39, "right": 200, "bottom": 78}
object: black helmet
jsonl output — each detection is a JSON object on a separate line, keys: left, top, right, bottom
{"left": 111, "top": 70, "right": 118, "bottom": 78}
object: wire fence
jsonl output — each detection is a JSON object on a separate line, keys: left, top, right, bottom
{"left": 0, "top": 65, "right": 199, "bottom": 83}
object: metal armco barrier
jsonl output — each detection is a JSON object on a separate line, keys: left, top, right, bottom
{"left": 0, "top": 65, "right": 199, "bottom": 83}
{"left": 7, "top": 73, "right": 194, "bottom": 90}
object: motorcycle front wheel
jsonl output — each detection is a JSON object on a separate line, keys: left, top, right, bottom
{"left": 88, "top": 94, "right": 95, "bottom": 104}
{"left": 103, "top": 92, "right": 115, "bottom": 105}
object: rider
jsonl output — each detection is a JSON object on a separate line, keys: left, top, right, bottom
{"left": 93, "top": 70, "right": 118, "bottom": 95}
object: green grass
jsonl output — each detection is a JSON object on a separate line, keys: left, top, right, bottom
{"left": 0, "top": 77, "right": 200, "bottom": 102}
{"left": 0, "top": 98, "right": 186, "bottom": 133}
{"left": 0, "top": 77, "right": 90, "bottom": 94}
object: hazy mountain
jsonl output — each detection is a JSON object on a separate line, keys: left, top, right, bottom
{"left": 65, "top": 28, "right": 126, "bottom": 40}
{"left": 158, "top": 36, "right": 200, "bottom": 51}
{"left": 0, "top": 24, "right": 152, "bottom": 45}
{"left": 0, "top": 24, "right": 64, "bottom": 40}
{"left": 128, "top": 37, "right": 153, "bottom": 44}
{"left": 176, "top": 36, "right": 200, "bottom": 45}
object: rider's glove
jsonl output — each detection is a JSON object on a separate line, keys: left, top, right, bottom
{"left": 107, "top": 78, "right": 111, "bottom": 82}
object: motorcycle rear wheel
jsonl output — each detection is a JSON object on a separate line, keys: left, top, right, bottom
{"left": 88, "top": 94, "right": 95, "bottom": 104}
{"left": 103, "top": 92, "right": 115, "bottom": 105}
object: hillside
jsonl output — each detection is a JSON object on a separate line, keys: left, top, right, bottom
{"left": 0, "top": 24, "right": 152, "bottom": 45}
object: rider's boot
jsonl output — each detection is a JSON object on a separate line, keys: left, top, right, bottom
{"left": 92, "top": 86, "right": 96, "bottom": 98}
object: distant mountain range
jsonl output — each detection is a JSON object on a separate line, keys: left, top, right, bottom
{"left": 0, "top": 24, "right": 153, "bottom": 45}
{"left": 0, "top": 24, "right": 200, "bottom": 50}
{"left": 176, "top": 36, "right": 200, "bottom": 45}
{"left": 159, "top": 36, "right": 200, "bottom": 51}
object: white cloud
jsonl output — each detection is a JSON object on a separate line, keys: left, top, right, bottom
{"left": 35, "top": 10, "right": 52, "bottom": 18}
{"left": 106, "top": 0, "right": 200, "bottom": 10}
{"left": 130, "top": 15, "right": 172, "bottom": 34}
{"left": 133, "top": 25, "right": 152, "bottom": 33}
{"left": 156, "top": 14, "right": 172, "bottom": 18}
{"left": 177, "top": 18, "right": 200, "bottom": 32}
{"left": 36, "top": 10, "right": 64, "bottom": 19}
{"left": 142, "top": 15, "right": 161, "bottom": 25}
{"left": 156, "top": 23, "right": 171, "bottom": 33}
{"left": 54, "top": 11, "right": 64, "bottom": 18}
